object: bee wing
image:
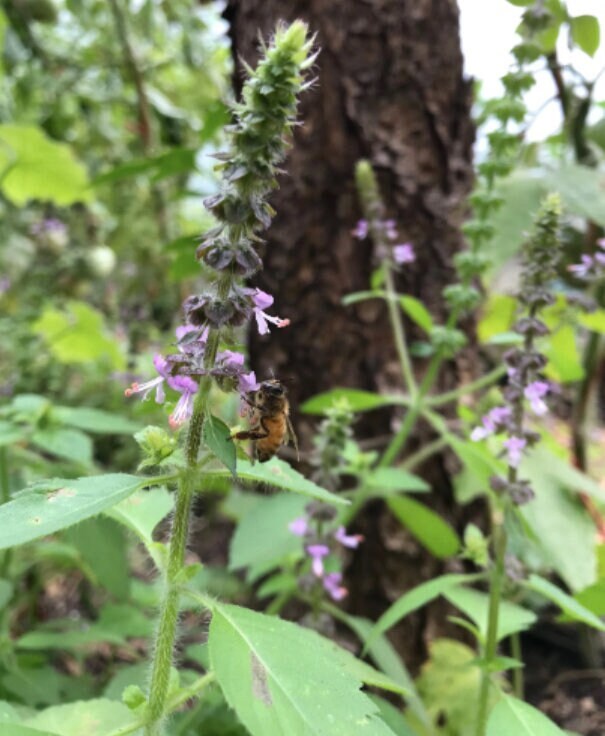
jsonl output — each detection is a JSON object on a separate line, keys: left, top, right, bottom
{"left": 285, "top": 416, "right": 299, "bottom": 462}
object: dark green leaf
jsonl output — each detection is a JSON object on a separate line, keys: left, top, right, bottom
{"left": 203, "top": 414, "right": 236, "bottom": 476}
{"left": 30, "top": 428, "right": 93, "bottom": 466}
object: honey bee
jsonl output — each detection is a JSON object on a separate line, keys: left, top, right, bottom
{"left": 232, "top": 379, "right": 298, "bottom": 463}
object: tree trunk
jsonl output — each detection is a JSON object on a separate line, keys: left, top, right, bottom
{"left": 226, "top": 0, "right": 476, "bottom": 670}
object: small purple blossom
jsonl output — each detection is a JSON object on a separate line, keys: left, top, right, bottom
{"left": 383, "top": 219, "right": 398, "bottom": 240}
{"left": 306, "top": 544, "right": 330, "bottom": 577}
{"left": 289, "top": 517, "right": 309, "bottom": 537}
{"left": 0, "top": 277, "right": 10, "bottom": 295}
{"left": 168, "top": 375, "right": 198, "bottom": 428}
{"left": 124, "top": 354, "right": 170, "bottom": 403}
{"left": 393, "top": 243, "right": 415, "bottom": 265}
{"left": 503, "top": 436, "right": 526, "bottom": 468}
{"left": 352, "top": 219, "right": 369, "bottom": 240}
{"left": 334, "top": 526, "right": 364, "bottom": 549}
{"left": 238, "top": 371, "right": 260, "bottom": 394}
{"left": 322, "top": 572, "right": 348, "bottom": 601}
{"left": 568, "top": 254, "right": 594, "bottom": 279}
{"left": 249, "top": 288, "right": 290, "bottom": 335}
{"left": 470, "top": 406, "right": 512, "bottom": 441}
{"left": 31, "top": 218, "right": 67, "bottom": 236}
{"left": 524, "top": 381, "right": 549, "bottom": 416}
{"left": 216, "top": 350, "right": 245, "bottom": 372}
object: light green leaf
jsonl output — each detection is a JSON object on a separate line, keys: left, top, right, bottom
{"left": 203, "top": 414, "right": 236, "bottom": 476}
{"left": 544, "top": 165, "right": 605, "bottom": 227}
{"left": 543, "top": 325, "right": 583, "bottom": 382}
{"left": 400, "top": 296, "right": 434, "bottom": 334}
{"left": 415, "top": 639, "right": 500, "bottom": 736}
{"left": 0, "top": 125, "right": 91, "bottom": 205}
{"left": 206, "top": 458, "right": 348, "bottom": 506}
{"left": 302, "top": 389, "right": 396, "bottom": 414}
{"left": 368, "top": 574, "right": 479, "bottom": 644}
{"left": 229, "top": 493, "right": 306, "bottom": 578}
{"left": 0, "top": 474, "right": 145, "bottom": 550}
{"left": 570, "top": 15, "right": 600, "bottom": 57}
{"left": 52, "top": 406, "right": 140, "bottom": 435}
{"left": 577, "top": 309, "right": 605, "bottom": 334}
{"left": 388, "top": 496, "right": 460, "bottom": 558}
{"left": 30, "top": 428, "right": 93, "bottom": 466}
{"left": 444, "top": 587, "right": 536, "bottom": 642}
{"left": 0, "top": 579, "right": 13, "bottom": 609}
{"left": 22, "top": 699, "right": 137, "bottom": 736}
{"left": 0, "top": 421, "right": 26, "bottom": 447}
{"left": 209, "top": 603, "right": 397, "bottom": 736}
{"left": 365, "top": 467, "right": 430, "bottom": 495}
{"left": 450, "top": 435, "right": 506, "bottom": 504}
{"left": 0, "top": 726, "right": 60, "bottom": 736}
{"left": 487, "top": 696, "right": 567, "bottom": 736}
{"left": 32, "top": 301, "right": 126, "bottom": 371}
{"left": 105, "top": 487, "right": 173, "bottom": 547}
{"left": 367, "top": 696, "right": 417, "bottom": 736}
{"left": 520, "top": 447, "right": 599, "bottom": 590}
{"left": 524, "top": 574, "right": 605, "bottom": 630}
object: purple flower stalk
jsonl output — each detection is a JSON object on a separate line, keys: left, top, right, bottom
{"left": 524, "top": 380, "right": 549, "bottom": 416}
{"left": 470, "top": 406, "right": 512, "bottom": 442}
{"left": 503, "top": 436, "right": 526, "bottom": 468}
{"left": 322, "top": 572, "right": 348, "bottom": 601}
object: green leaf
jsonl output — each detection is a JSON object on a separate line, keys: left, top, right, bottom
{"left": 400, "top": 296, "right": 434, "bottom": 334}
{"left": 478, "top": 294, "right": 517, "bottom": 343}
{"left": 444, "top": 587, "right": 536, "bottom": 642}
{"left": 543, "top": 325, "right": 583, "bottom": 382}
{"left": 302, "top": 389, "right": 396, "bottom": 414}
{"left": 0, "top": 579, "right": 13, "bottom": 609}
{"left": 0, "top": 421, "right": 27, "bottom": 447}
{"left": 32, "top": 301, "right": 126, "bottom": 371}
{"left": 105, "top": 487, "right": 173, "bottom": 548}
{"left": 65, "top": 517, "right": 130, "bottom": 599}
{"left": 524, "top": 574, "right": 605, "bottom": 630}
{"left": 342, "top": 290, "right": 385, "bottom": 306}
{"left": 0, "top": 726, "right": 60, "bottom": 736}
{"left": 570, "top": 15, "right": 600, "bottom": 57}
{"left": 487, "top": 696, "right": 567, "bottom": 736}
{"left": 367, "top": 695, "right": 417, "bottom": 736}
{"left": 578, "top": 309, "right": 605, "bottom": 334}
{"left": 450, "top": 435, "right": 506, "bottom": 504}
{"left": 0, "top": 474, "right": 145, "bottom": 550}
{"left": 520, "top": 447, "right": 599, "bottom": 590}
{"left": 365, "top": 467, "right": 430, "bottom": 495}
{"left": 388, "top": 496, "right": 460, "bottom": 558}
{"left": 30, "top": 428, "right": 93, "bottom": 466}
{"left": 0, "top": 125, "right": 91, "bottom": 205}
{"left": 52, "top": 406, "right": 140, "bottom": 435}
{"left": 22, "top": 699, "right": 137, "bottom": 736}
{"left": 203, "top": 414, "right": 236, "bottom": 476}
{"left": 229, "top": 493, "right": 306, "bottom": 579}
{"left": 574, "top": 579, "right": 605, "bottom": 617}
{"left": 414, "top": 639, "right": 500, "bottom": 736}
{"left": 544, "top": 165, "right": 605, "bottom": 228}
{"left": 209, "top": 603, "right": 397, "bottom": 736}
{"left": 205, "top": 458, "right": 348, "bottom": 506}
{"left": 368, "top": 574, "right": 479, "bottom": 644}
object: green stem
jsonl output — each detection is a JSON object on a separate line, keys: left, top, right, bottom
{"left": 427, "top": 366, "right": 506, "bottom": 407}
{"left": 145, "top": 367, "right": 216, "bottom": 735}
{"left": 383, "top": 263, "right": 418, "bottom": 397}
{"left": 510, "top": 631, "right": 524, "bottom": 698}
{"left": 401, "top": 437, "right": 448, "bottom": 471}
{"left": 0, "top": 447, "right": 12, "bottom": 578}
{"left": 475, "top": 507, "right": 507, "bottom": 736}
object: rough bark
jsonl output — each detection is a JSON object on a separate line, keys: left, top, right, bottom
{"left": 226, "top": 0, "right": 476, "bottom": 670}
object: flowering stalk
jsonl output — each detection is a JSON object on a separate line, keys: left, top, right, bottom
{"left": 129, "top": 22, "right": 316, "bottom": 735}
{"left": 473, "top": 194, "right": 562, "bottom": 736}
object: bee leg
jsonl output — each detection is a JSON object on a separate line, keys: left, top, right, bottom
{"left": 231, "top": 428, "right": 269, "bottom": 441}
{"left": 285, "top": 416, "right": 299, "bottom": 462}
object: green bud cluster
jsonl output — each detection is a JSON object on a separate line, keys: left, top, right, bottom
{"left": 311, "top": 399, "right": 355, "bottom": 491}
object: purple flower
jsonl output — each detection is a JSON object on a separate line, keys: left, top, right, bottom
{"left": 393, "top": 243, "right": 415, "bottom": 264}
{"left": 323, "top": 572, "right": 348, "bottom": 601}
{"left": 568, "top": 255, "right": 594, "bottom": 279}
{"left": 168, "top": 375, "right": 198, "bottom": 428}
{"left": 124, "top": 354, "right": 170, "bottom": 403}
{"left": 0, "top": 277, "right": 10, "bottom": 295}
{"left": 306, "top": 544, "right": 330, "bottom": 577}
{"left": 598, "top": 238, "right": 605, "bottom": 250}
{"left": 503, "top": 436, "right": 526, "bottom": 468}
{"left": 334, "top": 526, "right": 364, "bottom": 549}
{"left": 524, "top": 381, "right": 549, "bottom": 416}
{"left": 470, "top": 406, "right": 512, "bottom": 441}
{"left": 352, "top": 219, "right": 368, "bottom": 240}
{"left": 249, "top": 288, "right": 290, "bottom": 335}
{"left": 289, "top": 517, "right": 309, "bottom": 536}
{"left": 238, "top": 371, "right": 260, "bottom": 394}
{"left": 383, "top": 219, "right": 398, "bottom": 240}
{"left": 216, "top": 350, "right": 245, "bottom": 373}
